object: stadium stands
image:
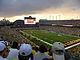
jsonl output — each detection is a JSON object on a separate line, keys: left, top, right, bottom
{"left": 0, "top": 19, "right": 80, "bottom": 59}
{"left": 39, "top": 20, "right": 80, "bottom": 36}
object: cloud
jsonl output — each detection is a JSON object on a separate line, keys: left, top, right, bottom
{"left": 0, "top": 0, "right": 64, "bottom": 17}
{"left": 0, "top": 0, "right": 80, "bottom": 17}
{"left": 63, "top": 0, "right": 80, "bottom": 10}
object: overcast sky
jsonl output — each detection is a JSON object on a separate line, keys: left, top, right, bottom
{"left": 0, "top": 0, "right": 80, "bottom": 21}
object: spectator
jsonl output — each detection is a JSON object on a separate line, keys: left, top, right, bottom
{"left": 32, "top": 46, "right": 39, "bottom": 55}
{"left": 52, "top": 42, "right": 65, "bottom": 60}
{"left": 0, "top": 42, "right": 9, "bottom": 60}
{"left": 7, "top": 42, "right": 19, "bottom": 60}
{"left": 48, "top": 49, "right": 53, "bottom": 60}
{"left": 0, "top": 41, "right": 8, "bottom": 46}
{"left": 18, "top": 43, "right": 33, "bottom": 60}
{"left": 34, "top": 45, "right": 50, "bottom": 60}
{"left": 52, "top": 42, "right": 79, "bottom": 60}
{"left": 42, "top": 58, "right": 51, "bottom": 60}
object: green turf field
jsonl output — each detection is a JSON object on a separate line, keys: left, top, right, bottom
{"left": 22, "top": 30, "right": 80, "bottom": 44}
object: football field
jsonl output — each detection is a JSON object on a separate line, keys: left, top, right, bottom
{"left": 22, "top": 30, "right": 80, "bottom": 44}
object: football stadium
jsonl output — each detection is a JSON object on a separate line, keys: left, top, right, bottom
{"left": 0, "top": 16, "right": 80, "bottom": 60}
{"left": 1, "top": 0, "right": 80, "bottom": 60}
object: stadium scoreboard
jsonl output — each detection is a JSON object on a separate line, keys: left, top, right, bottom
{"left": 24, "top": 16, "right": 36, "bottom": 24}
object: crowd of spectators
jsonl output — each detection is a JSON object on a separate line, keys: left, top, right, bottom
{"left": 0, "top": 26, "right": 28, "bottom": 43}
{"left": 0, "top": 24, "right": 80, "bottom": 60}
{"left": 0, "top": 41, "right": 80, "bottom": 60}
{"left": 39, "top": 25, "right": 80, "bottom": 36}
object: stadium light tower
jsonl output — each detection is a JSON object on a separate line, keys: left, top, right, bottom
{"left": 77, "top": 16, "right": 79, "bottom": 19}
{"left": 56, "top": 15, "right": 58, "bottom": 20}
{"left": 58, "top": 15, "right": 61, "bottom": 20}
{"left": 49, "top": 15, "right": 52, "bottom": 20}
{"left": 53, "top": 16, "right": 55, "bottom": 20}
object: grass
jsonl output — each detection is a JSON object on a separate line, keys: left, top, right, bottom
{"left": 23, "top": 30, "right": 80, "bottom": 44}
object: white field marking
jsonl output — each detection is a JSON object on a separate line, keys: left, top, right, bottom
{"left": 65, "top": 42, "right": 80, "bottom": 50}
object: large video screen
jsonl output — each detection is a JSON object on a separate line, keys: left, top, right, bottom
{"left": 24, "top": 19, "right": 36, "bottom": 24}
